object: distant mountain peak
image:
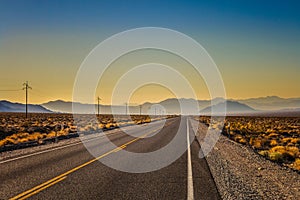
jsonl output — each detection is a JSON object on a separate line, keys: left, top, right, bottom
{"left": 47, "top": 99, "right": 72, "bottom": 104}
{"left": 201, "top": 100, "right": 256, "bottom": 114}
{"left": 262, "top": 96, "right": 282, "bottom": 100}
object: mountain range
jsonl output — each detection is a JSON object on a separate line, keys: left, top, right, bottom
{"left": 1, "top": 96, "right": 300, "bottom": 116}
{"left": 236, "top": 96, "right": 300, "bottom": 110}
{"left": 0, "top": 100, "right": 52, "bottom": 113}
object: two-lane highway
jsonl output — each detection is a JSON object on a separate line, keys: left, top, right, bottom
{"left": 0, "top": 117, "right": 220, "bottom": 200}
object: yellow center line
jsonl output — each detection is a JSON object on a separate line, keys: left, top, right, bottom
{"left": 18, "top": 176, "right": 67, "bottom": 200}
{"left": 10, "top": 127, "right": 163, "bottom": 200}
{"left": 113, "top": 147, "right": 123, "bottom": 153}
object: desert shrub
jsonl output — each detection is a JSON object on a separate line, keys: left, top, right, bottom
{"left": 268, "top": 133, "right": 279, "bottom": 138}
{"left": 268, "top": 152, "right": 284, "bottom": 162}
{"left": 228, "top": 131, "right": 236, "bottom": 137}
{"left": 6, "top": 138, "right": 17, "bottom": 145}
{"left": 18, "top": 132, "right": 30, "bottom": 138}
{"left": 292, "top": 159, "right": 300, "bottom": 170}
{"left": 238, "top": 138, "right": 247, "bottom": 145}
{"left": 27, "top": 132, "right": 43, "bottom": 141}
{"left": 290, "top": 138, "right": 300, "bottom": 144}
{"left": 285, "top": 146, "right": 299, "bottom": 158}
{"left": 0, "top": 139, "right": 7, "bottom": 147}
{"left": 269, "top": 146, "right": 299, "bottom": 162}
{"left": 270, "top": 139, "right": 278, "bottom": 146}
{"left": 18, "top": 138, "right": 29, "bottom": 143}
{"left": 270, "top": 146, "right": 286, "bottom": 154}
{"left": 98, "top": 124, "right": 104, "bottom": 129}
{"left": 258, "top": 150, "right": 269, "bottom": 157}
{"left": 144, "top": 118, "right": 151, "bottom": 123}
{"left": 105, "top": 123, "right": 112, "bottom": 129}
{"left": 281, "top": 137, "right": 292, "bottom": 144}
{"left": 250, "top": 138, "right": 265, "bottom": 149}
{"left": 9, "top": 134, "right": 18, "bottom": 140}
{"left": 69, "top": 126, "right": 77, "bottom": 132}
{"left": 85, "top": 125, "right": 96, "bottom": 132}
{"left": 47, "top": 131, "right": 57, "bottom": 138}
{"left": 56, "top": 130, "right": 67, "bottom": 136}
{"left": 233, "top": 135, "right": 247, "bottom": 144}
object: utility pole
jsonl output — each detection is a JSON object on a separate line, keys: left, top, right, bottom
{"left": 139, "top": 105, "right": 142, "bottom": 116}
{"left": 97, "top": 96, "right": 101, "bottom": 116}
{"left": 23, "top": 81, "right": 32, "bottom": 118}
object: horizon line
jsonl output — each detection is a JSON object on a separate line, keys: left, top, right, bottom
{"left": 1, "top": 95, "right": 300, "bottom": 106}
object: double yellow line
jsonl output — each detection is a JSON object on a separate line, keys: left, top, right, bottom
{"left": 10, "top": 127, "right": 162, "bottom": 200}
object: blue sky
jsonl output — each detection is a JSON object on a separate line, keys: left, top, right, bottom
{"left": 0, "top": 0, "right": 299, "bottom": 103}
{"left": 1, "top": 0, "right": 299, "bottom": 34}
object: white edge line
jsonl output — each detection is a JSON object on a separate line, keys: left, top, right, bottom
{"left": 0, "top": 138, "right": 87, "bottom": 164}
{"left": 187, "top": 118, "right": 194, "bottom": 200}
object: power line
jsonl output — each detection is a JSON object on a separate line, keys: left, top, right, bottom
{"left": 0, "top": 89, "right": 22, "bottom": 91}
{"left": 33, "top": 88, "right": 47, "bottom": 95}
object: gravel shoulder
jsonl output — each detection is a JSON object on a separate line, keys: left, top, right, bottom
{"left": 193, "top": 121, "right": 300, "bottom": 200}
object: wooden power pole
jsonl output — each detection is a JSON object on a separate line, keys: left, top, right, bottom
{"left": 139, "top": 105, "right": 142, "bottom": 116}
{"left": 97, "top": 97, "right": 101, "bottom": 116}
{"left": 23, "top": 81, "right": 32, "bottom": 118}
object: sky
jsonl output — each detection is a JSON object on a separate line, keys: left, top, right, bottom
{"left": 0, "top": 0, "right": 299, "bottom": 104}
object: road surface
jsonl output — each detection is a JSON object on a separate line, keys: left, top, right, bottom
{"left": 0, "top": 117, "right": 220, "bottom": 200}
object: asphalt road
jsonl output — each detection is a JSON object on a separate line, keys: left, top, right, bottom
{"left": 0, "top": 116, "right": 220, "bottom": 200}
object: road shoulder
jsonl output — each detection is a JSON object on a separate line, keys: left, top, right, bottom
{"left": 193, "top": 121, "right": 300, "bottom": 200}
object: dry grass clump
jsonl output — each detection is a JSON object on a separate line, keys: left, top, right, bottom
{"left": 233, "top": 135, "right": 247, "bottom": 144}
{"left": 290, "top": 138, "right": 300, "bottom": 144}
{"left": 105, "top": 123, "right": 113, "bottom": 129}
{"left": 249, "top": 137, "right": 269, "bottom": 150}
{"left": 270, "top": 139, "right": 278, "bottom": 146}
{"left": 291, "top": 159, "right": 300, "bottom": 170}
{"left": 268, "top": 133, "right": 279, "bottom": 138}
{"left": 258, "top": 145, "right": 299, "bottom": 163}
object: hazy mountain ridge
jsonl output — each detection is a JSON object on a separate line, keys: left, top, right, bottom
{"left": 41, "top": 96, "right": 300, "bottom": 115}
{"left": 200, "top": 100, "right": 256, "bottom": 114}
{"left": 0, "top": 100, "right": 52, "bottom": 113}
{"left": 1, "top": 96, "right": 300, "bottom": 115}
{"left": 237, "top": 96, "right": 300, "bottom": 110}
{"left": 42, "top": 98, "right": 212, "bottom": 114}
